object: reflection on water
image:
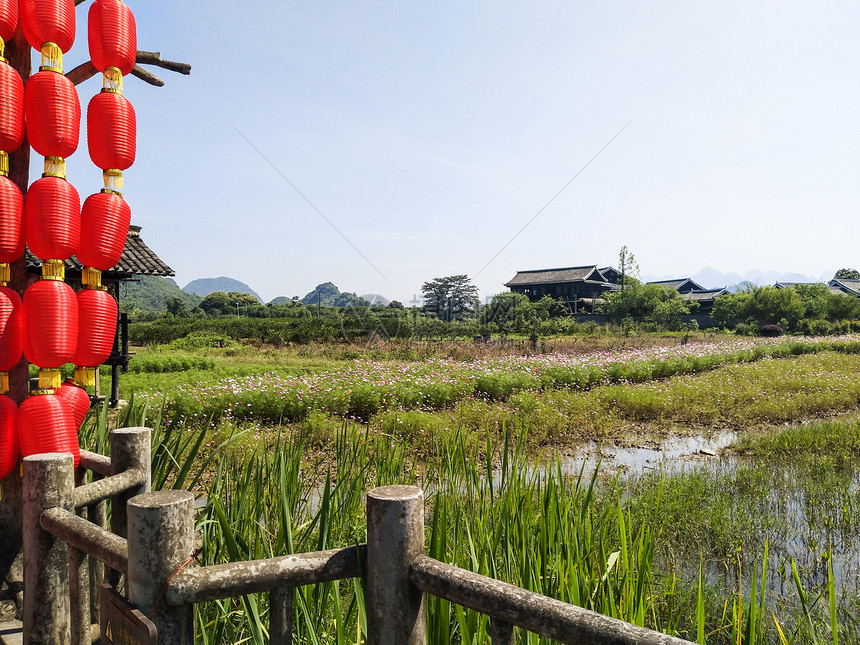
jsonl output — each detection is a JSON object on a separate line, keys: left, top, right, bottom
{"left": 541, "top": 432, "right": 860, "bottom": 602}
{"left": 559, "top": 430, "right": 739, "bottom": 476}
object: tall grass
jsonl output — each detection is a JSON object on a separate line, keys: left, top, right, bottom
{"left": 79, "top": 405, "right": 859, "bottom": 643}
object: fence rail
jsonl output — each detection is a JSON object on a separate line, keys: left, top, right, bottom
{"left": 22, "top": 429, "right": 696, "bottom": 645}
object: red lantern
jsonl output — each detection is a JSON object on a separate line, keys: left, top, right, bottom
{"left": 22, "top": 279, "right": 78, "bottom": 368}
{"left": 73, "top": 288, "right": 117, "bottom": 369}
{"left": 0, "top": 60, "right": 24, "bottom": 155}
{"left": 23, "top": 70, "right": 80, "bottom": 160}
{"left": 20, "top": 392, "right": 79, "bottom": 468}
{"left": 78, "top": 191, "right": 130, "bottom": 270}
{"left": 0, "top": 285, "right": 22, "bottom": 388}
{"left": 0, "top": 175, "right": 22, "bottom": 263}
{"left": 0, "top": 393, "right": 19, "bottom": 479}
{"left": 57, "top": 379, "right": 90, "bottom": 429}
{"left": 19, "top": 0, "right": 75, "bottom": 53}
{"left": 0, "top": 0, "right": 17, "bottom": 46}
{"left": 24, "top": 175, "right": 80, "bottom": 261}
{"left": 88, "top": 0, "right": 136, "bottom": 76}
{"left": 87, "top": 91, "right": 136, "bottom": 171}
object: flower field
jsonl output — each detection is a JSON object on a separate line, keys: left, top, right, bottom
{"left": 137, "top": 335, "right": 860, "bottom": 428}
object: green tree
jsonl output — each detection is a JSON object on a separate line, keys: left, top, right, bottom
{"left": 421, "top": 275, "right": 479, "bottom": 322}
{"left": 482, "top": 292, "right": 530, "bottom": 333}
{"left": 165, "top": 296, "right": 190, "bottom": 318}
{"left": 712, "top": 286, "right": 805, "bottom": 330}
{"left": 833, "top": 268, "right": 860, "bottom": 280}
{"left": 600, "top": 282, "right": 695, "bottom": 330}
{"left": 826, "top": 291, "right": 860, "bottom": 321}
{"left": 618, "top": 245, "right": 640, "bottom": 291}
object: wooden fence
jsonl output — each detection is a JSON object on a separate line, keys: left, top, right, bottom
{"left": 22, "top": 428, "right": 695, "bottom": 645}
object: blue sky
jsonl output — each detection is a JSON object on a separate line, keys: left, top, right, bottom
{"left": 52, "top": 1, "right": 860, "bottom": 303}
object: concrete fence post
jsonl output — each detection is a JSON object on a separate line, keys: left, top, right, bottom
{"left": 23, "top": 453, "right": 74, "bottom": 644}
{"left": 107, "top": 427, "right": 151, "bottom": 586}
{"left": 70, "top": 470, "right": 91, "bottom": 645}
{"left": 366, "top": 485, "right": 426, "bottom": 645}
{"left": 127, "top": 490, "right": 195, "bottom": 645}
{"left": 269, "top": 586, "right": 293, "bottom": 645}
{"left": 489, "top": 618, "right": 515, "bottom": 645}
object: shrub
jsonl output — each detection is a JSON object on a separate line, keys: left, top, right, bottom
{"left": 760, "top": 324, "right": 784, "bottom": 337}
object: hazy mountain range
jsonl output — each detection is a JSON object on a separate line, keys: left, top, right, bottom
{"left": 643, "top": 267, "right": 835, "bottom": 291}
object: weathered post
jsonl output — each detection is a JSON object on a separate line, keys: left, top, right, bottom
{"left": 22, "top": 453, "right": 74, "bottom": 644}
{"left": 269, "top": 586, "right": 294, "bottom": 645}
{"left": 70, "top": 470, "right": 91, "bottom": 645}
{"left": 489, "top": 618, "right": 516, "bottom": 645}
{"left": 107, "top": 427, "right": 150, "bottom": 586}
{"left": 366, "top": 485, "right": 426, "bottom": 645}
{"left": 127, "top": 490, "right": 194, "bottom": 644}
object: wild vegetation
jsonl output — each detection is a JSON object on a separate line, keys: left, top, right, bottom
{"left": 80, "top": 397, "right": 860, "bottom": 644}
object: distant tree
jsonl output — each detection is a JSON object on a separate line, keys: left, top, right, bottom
{"left": 617, "top": 245, "right": 640, "bottom": 291}
{"left": 199, "top": 291, "right": 232, "bottom": 316}
{"left": 165, "top": 297, "right": 190, "bottom": 318}
{"left": 834, "top": 268, "right": 860, "bottom": 280}
{"left": 387, "top": 300, "right": 405, "bottom": 309}
{"left": 712, "top": 286, "right": 805, "bottom": 330}
{"left": 482, "top": 292, "right": 530, "bottom": 333}
{"left": 600, "top": 282, "right": 695, "bottom": 330}
{"left": 421, "top": 275, "right": 479, "bottom": 322}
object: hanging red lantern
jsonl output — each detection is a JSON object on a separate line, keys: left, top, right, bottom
{"left": 0, "top": 60, "right": 24, "bottom": 156}
{"left": 22, "top": 279, "right": 78, "bottom": 368}
{"left": 88, "top": 0, "right": 136, "bottom": 76}
{"left": 20, "top": 392, "right": 79, "bottom": 468}
{"left": 0, "top": 175, "right": 22, "bottom": 263}
{"left": 87, "top": 91, "right": 136, "bottom": 171}
{"left": 23, "top": 70, "right": 80, "bottom": 160}
{"left": 78, "top": 191, "right": 130, "bottom": 271}
{"left": 24, "top": 175, "right": 80, "bottom": 261}
{"left": 0, "top": 0, "right": 17, "bottom": 47}
{"left": 57, "top": 379, "right": 90, "bottom": 429}
{"left": 0, "top": 285, "right": 22, "bottom": 393}
{"left": 72, "top": 287, "right": 117, "bottom": 374}
{"left": 0, "top": 393, "right": 19, "bottom": 479}
{"left": 19, "top": 0, "right": 75, "bottom": 54}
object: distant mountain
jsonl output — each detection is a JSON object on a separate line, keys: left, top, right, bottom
{"left": 183, "top": 277, "right": 262, "bottom": 302}
{"left": 120, "top": 275, "right": 202, "bottom": 313}
{"left": 301, "top": 282, "right": 369, "bottom": 307}
{"left": 268, "top": 296, "right": 294, "bottom": 306}
{"left": 360, "top": 294, "right": 390, "bottom": 306}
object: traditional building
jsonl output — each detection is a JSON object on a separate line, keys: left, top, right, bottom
{"left": 505, "top": 265, "right": 616, "bottom": 313}
{"left": 646, "top": 278, "right": 705, "bottom": 294}
{"left": 683, "top": 288, "right": 728, "bottom": 313}
{"left": 828, "top": 279, "right": 860, "bottom": 298}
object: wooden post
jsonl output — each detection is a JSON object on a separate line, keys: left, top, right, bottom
{"left": 127, "top": 490, "right": 195, "bottom": 644}
{"left": 366, "top": 485, "right": 426, "bottom": 645}
{"left": 22, "top": 453, "right": 75, "bottom": 644}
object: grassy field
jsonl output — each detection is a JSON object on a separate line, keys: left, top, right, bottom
{"left": 79, "top": 333, "right": 860, "bottom": 643}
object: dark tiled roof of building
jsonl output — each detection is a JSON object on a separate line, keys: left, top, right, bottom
{"left": 775, "top": 282, "right": 844, "bottom": 295}
{"left": 684, "top": 288, "right": 727, "bottom": 302}
{"left": 26, "top": 225, "right": 174, "bottom": 279}
{"left": 505, "top": 265, "right": 606, "bottom": 287}
{"left": 647, "top": 278, "right": 704, "bottom": 292}
{"left": 829, "top": 279, "right": 860, "bottom": 297}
